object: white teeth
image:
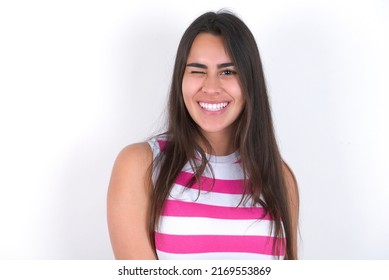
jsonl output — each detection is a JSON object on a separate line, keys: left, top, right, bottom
{"left": 199, "top": 102, "right": 229, "bottom": 111}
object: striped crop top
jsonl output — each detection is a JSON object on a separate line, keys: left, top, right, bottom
{"left": 148, "top": 137, "right": 285, "bottom": 260}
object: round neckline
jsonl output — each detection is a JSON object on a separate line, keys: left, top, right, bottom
{"left": 206, "top": 151, "right": 240, "bottom": 164}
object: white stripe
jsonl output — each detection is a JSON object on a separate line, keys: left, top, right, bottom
{"left": 156, "top": 250, "right": 281, "bottom": 260}
{"left": 168, "top": 184, "right": 258, "bottom": 207}
{"left": 149, "top": 140, "right": 244, "bottom": 183}
{"left": 147, "top": 138, "right": 161, "bottom": 161}
{"left": 181, "top": 162, "right": 244, "bottom": 180}
{"left": 147, "top": 139, "right": 161, "bottom": 186}
{"left": 148, "top": 137, "right": 245, "bottom": 180}
{"left": 157, "top": 216, "right": 274, "bottom": 237}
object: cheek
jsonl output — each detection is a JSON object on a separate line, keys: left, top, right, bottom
{"left": 230, "top": 83, "right": 244, "bottom": 103}
{"left": 182, "top": 75, "right": 202, "bottom": 98}
{"left": 182, "top": 76, "right": 196, "bottom": 109}
{"left": 181, "top": 76, "right": 190, "bottom": 98}
{"left": 181, "top": 79, "right": 190, "bottom": 107}
{"left": 234, "top": 88, "right": 246, "bottom": 114}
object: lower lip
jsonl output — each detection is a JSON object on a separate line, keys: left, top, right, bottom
{"left": 198, "top": 102, "right": 230, "bottom": 114}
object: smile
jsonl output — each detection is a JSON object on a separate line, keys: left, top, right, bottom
{"left": 198, "top": 102, "right": 229, "bottom": 112}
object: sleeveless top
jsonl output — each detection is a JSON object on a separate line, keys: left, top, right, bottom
{"left": 148, "top": 136, "right": 285, "bottom": 260}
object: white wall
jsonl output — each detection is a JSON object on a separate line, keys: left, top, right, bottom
{"left": 0, "top": 0, "right": 388, "bottom": 259}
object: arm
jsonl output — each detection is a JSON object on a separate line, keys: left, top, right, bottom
{"left": 282, "top": 162, "right": 300, "bottom": 259}
{"left": 107, "top": 143, "right": 157, "bottom": 259}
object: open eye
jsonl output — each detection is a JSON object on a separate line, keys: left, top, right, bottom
{"left": 220, "top": 69, "right": 237, "bottom": 76}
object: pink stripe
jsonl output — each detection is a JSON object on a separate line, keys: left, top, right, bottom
{"left": 162, "top": 200, "right": 271, "bottom": 220}
{"left": 155, "top": 232, "right": 285, "bottom": 256}
{"left": 157, "top": 140, "right": 168, "bottom": 151}
{"left": 175, "top": 171, "right": 247, "bottom": 194}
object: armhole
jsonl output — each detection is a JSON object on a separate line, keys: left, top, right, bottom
{"left": 147, "top": 138, "right": 161, "bottom": 188}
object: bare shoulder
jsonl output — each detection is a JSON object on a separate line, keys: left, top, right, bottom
{"left": 108, "top": 142, "right": 153, "bottom": 192}
{"left": 114, "top": 142, "right": 152, "bottom": 170}
{"left": 108, "top": 141, "right": 153, "bottom": 209}
{"left": 281, "top": 161, "right": 298, "bottom": 197}
{"left": 281, "top": 160, "right": 299, "bottom": 258}
{"left": 107, "top": 142, "right": 156, "bottom": 259}
{"left": 281, "top": 161, "right": 299, "bottom": 215}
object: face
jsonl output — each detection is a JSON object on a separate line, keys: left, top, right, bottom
{"left": 182, "top": 33, "right": 245, "bottom": 141}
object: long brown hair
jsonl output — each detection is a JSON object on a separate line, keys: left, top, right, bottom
{"left": 149, "top": 11, "right": 297, "bottom": 259}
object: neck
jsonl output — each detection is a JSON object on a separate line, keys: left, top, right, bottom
{"left": 200, "top": 130, "right": 235, "bottom": 156}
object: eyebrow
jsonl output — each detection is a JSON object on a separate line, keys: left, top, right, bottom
{"left": 186, "top": 62, "right": 235, "bottom": 69}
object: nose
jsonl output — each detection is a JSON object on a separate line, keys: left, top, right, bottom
{"left": 202, "top": 74, "right": 221, "bottom": 94}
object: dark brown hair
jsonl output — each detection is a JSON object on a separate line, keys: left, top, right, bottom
{"left": 149, "top": 10, "right": 298, "bottom": 259}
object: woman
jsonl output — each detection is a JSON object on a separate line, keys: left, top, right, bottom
{"left": 107, "top": 10, "right": 299, "bottom": 260}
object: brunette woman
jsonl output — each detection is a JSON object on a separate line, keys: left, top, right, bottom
{"left": 107, "top": 10, "right": 299, "bottom": 260}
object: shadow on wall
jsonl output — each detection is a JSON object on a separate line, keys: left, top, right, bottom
{"left": 48, "top": 14, "right": 178, "bottom": 259}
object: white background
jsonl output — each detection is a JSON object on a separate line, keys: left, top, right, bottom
{"left": 0, "top": 0, "right": 388, "bottom": 259}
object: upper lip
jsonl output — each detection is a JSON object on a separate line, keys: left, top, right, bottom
{"left": 197, "top": 101, "right": 230, "bottom": 103}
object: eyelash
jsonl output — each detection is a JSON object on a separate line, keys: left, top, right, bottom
{"left": 221, "top": 69, "right": 236, "bottom": 76}
{"left": 190, "top": 69, "right": 237, "bottom": 75}
{"left": 191, "top": 71, "right": 206, "bottom": 74}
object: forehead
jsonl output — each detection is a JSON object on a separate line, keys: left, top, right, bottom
{"left": 187, "top": 33, "right": 231, "bottom": 62}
